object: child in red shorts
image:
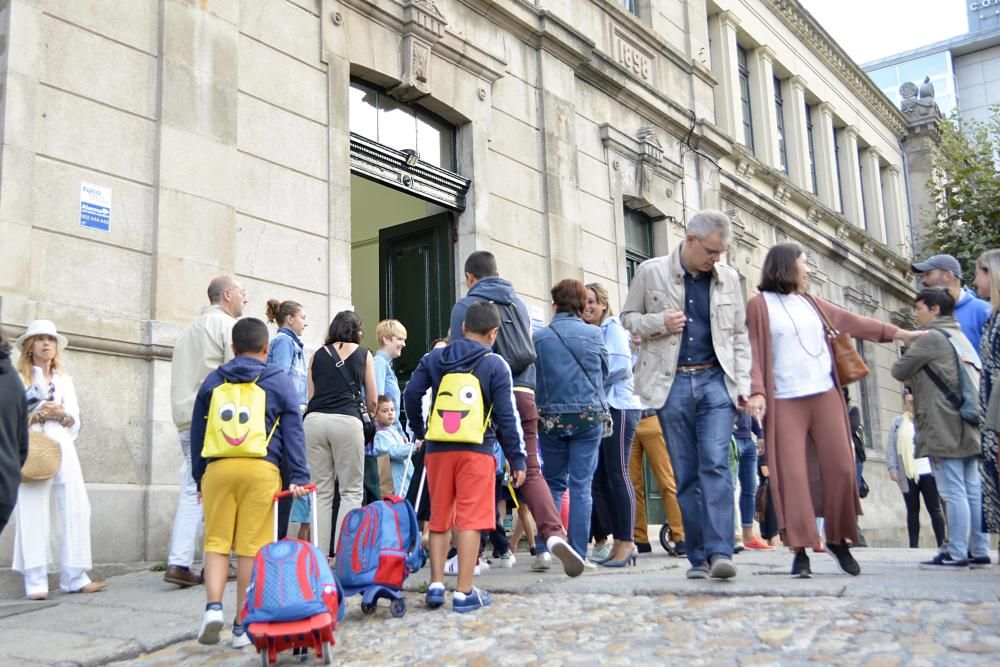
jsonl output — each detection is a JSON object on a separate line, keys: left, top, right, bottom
{"left": 403, "top": 301, "right": 526, "bottom": 612}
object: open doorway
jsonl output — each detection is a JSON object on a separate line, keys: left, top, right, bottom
{"left": 350, "top": 174, "right": 454, "bottom": 385}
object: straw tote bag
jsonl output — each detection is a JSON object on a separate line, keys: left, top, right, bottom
{"left": 22, "top": 430, "right": 62, "bottom": 482}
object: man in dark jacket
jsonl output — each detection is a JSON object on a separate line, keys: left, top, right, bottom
{"left": 0, "top": 330, "right": 29, "bottom": 535}
{"left": 190, "top": 318, "right": 311, "bottom": 647}
{"left": 891, "top": 287, "right": 990, "bottom": 569}
{"left": 449, "top": 251, "right": 582, "bottom": 577}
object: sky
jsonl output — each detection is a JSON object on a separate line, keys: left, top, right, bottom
{"left": 800, "top": 0, "right": 970, "bottom": 65}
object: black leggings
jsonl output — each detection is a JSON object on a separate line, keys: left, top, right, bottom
{"left": 590, "top": 409, "right": 639, "bottom": 542}
{"left": 903, "top": 475, "right": 946, "bottom": 548}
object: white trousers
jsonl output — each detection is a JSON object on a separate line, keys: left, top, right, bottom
{"left": 167, "top": 430, "right": 203, "bottom": 568}
{"left": 23, "top": 565, "right": 90, "bottom": 596}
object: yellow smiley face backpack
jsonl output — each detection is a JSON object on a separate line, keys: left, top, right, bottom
{"left": 201, "top": 377, "right": 280, "bottom": 458}
{"left": 425, "top": 354, "right": 493, "bottom": 444}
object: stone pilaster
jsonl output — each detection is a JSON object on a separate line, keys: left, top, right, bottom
{"left": 860, "top": 147, "right": 887, "bottom": 243}
{"left": 748, "top": 46, "right": 778, "bottom": 167}
{"left": 838, "top": 125, "right": 865, "bottom": 227}
{"left": 784, "top": 76, "right": 811, "bottom": 191}
{"left": 707, "top": 11, "right": 743, "bottom": 144}
{"left": 814, "top": 102, "right": 839, "bottom": 210}
{"left": 881, "top": 165, "right": 908, "bottom": 256}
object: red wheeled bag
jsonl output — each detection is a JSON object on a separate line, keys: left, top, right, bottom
{"left": 241, "top": 485, "right": 345, "bottom": 666}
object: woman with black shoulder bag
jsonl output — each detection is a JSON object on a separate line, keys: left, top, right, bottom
{"left": 304, "top": 311, "right": 377, "bottom": 557}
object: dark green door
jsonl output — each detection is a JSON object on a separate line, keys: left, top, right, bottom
{"left": 379, "top": 212, "right": 454, "bottom": 388}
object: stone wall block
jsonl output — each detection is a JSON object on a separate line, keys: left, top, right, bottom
{"left": 491, "top": 76, "right": 539, "bottom": 130}
{"left": 0, "top": 218, "right": 31, "bottom": 292}
{"left": 490, "top": 109, "right": 541, "bottom": 171}
{"left": 237, "top": 93, "right": 327, "bottom": 179}
{"left": 238, "top": 34, "right": 327, "bottom": 123}
{"left": 38, "top": 0, "right": 160, "bottom": 54}
{"left": 36, "top": 87, "right": 156, "bottom": 184}
{"left": 159, "top": 125, "right": 238, "bottom": 204}
{"left": 161, "top": 60, "right": 237, "bottom": 144}
{"left": 234, "top": 214, "right": 327, "bottom": 291}
{"left": 150, "top": 420, "right": 183, "bottom": 486}
{"left": 31, "top": 158, "right": 156, "bottom": 254}
{"left": 7, "top": 0, "right": 39, "bottom": 74}
{"left": 4, "top": 71, "right": 37, "bottom": 152}
{"left": 153, "top": 255, "right": 235, "bottom": 325}
{"left": 39, "top": 15, "right": 157, "bottom": 119}
{"left": 487, "top": 150, "right": 544, "bottom": 213}
{"left": 164, "top": 0, "right": 238, "bottom": 89}
{"left": 487, "top": 193, "right": 546, "bottom": 255}
{"left": 238, "top": 153, "right": 328, "bottom": 236}
{"left": 157, "top": 189, "right": 237, "bottom": 267}
{"left": 240, "top": 0, "right": 323, "bottom": 65}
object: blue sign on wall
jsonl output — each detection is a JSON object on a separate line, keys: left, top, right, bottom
{"left": 80, "top": 182, "right": 111, "bottom": 232}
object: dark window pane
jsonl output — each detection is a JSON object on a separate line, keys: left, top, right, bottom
{"left": 774, "top": 76, "right": 788, "bottom": 174}
{"left": 738, "top": 46, "right": 754, "bottom": 154}
{"left": 805, "top": 104, "right": 817, "bottom": 194}
{"left": 349, "top": 83, "right": 379, "bottom": 140}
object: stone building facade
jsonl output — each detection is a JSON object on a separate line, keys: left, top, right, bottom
{"left": 0, "top": 0, "right": 924, "bottom": 567}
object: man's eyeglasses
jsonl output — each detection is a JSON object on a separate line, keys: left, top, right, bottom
{"left": 696, "top": 237, "right": 726, "bottom": 258}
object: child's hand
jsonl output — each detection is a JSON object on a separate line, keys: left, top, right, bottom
{"left": 413, "top": 439, "right": 423, "bottom": 450}
{"left": 289, "top": 484, "right": 310, "bottom": 498}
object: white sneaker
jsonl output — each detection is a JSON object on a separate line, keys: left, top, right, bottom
{"left": 197, "top": 608, "right": 224, "bottom": 645}
{"left": 231, "top": 625, "right": 252, "bottom": 649}
{"left": 547, "top": 536, "right": 585, "bottom": 578}
{"left": 478, "top": 557, "right": 489, "bottom": 572}
{"left": 443, "top": 555, "right": 480, "bottom": 576}
{"left": 496, "top": 550, "right": 516, "bottom": 568}
{"left": 531, "top": 551, "right": 551, "bottom": 571}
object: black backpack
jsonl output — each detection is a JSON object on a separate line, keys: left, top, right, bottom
{"left": 492, "top": 300, "right": 536, "bottom": 376}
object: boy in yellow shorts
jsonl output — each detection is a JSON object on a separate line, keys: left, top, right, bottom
{"left": 190, "top": 318, "right": 311, "bottom": 648}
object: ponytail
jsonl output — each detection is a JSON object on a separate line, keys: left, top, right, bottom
{"left": 265, "top": 299, "right": 302, "bottom": 327}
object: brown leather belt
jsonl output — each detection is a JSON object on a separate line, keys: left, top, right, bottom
{"left": 676, "top": 361, "right": 718, "bottom": 373}
{"left": 641, "top": 408, "right": 658, "bottom": 419}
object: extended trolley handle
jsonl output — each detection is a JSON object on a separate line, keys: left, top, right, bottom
{"left": 272, "top": 483, "right": 318, "bottom": 545}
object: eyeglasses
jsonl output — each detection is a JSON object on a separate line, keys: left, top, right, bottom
{"left": 695, "top": 237, "right": 726, "bottom": 258}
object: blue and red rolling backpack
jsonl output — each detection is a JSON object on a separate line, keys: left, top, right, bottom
{"left": 243, "top": 539, "right": 345, "bottom": 625}
{"left": 334, "top": 495, "right": 425, "bottom": 617}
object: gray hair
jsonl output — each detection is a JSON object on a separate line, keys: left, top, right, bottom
{"left": 207, "top": 275, "right": 237, "bottom": 304}
{"left": 686, "top": 209, "right": 731, "bottom": 243}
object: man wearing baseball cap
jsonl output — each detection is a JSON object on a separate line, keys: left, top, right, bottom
{"left": 912, "top": 254, "right": 991, "bottom": 351}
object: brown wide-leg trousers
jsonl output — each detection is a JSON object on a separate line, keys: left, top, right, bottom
{"left": 770, "top": 387, "right": 860, "bottom": 548}
{"left": 629, "top": 414, "right": 685, "bottom": 543}
{"left": 514, "top": 390, "right": 566, "bottom": 542}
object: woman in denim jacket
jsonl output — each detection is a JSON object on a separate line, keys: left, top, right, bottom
{"left": 584, "top": 283, "right": 642, "bottom": 566}
{"left": 533, "top": 279, "right": 609, "bottom": 559}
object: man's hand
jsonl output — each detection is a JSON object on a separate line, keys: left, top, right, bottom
{"left": 662, "top": 309, "right": 687, "bottom": 334}
{"left": 511, "top": 469, "right": 526, "bottom": 488}
{"left": 289, "top": 484, "right": 310, "bottom": 498}
{"left": 889, "top": 470, "right": 900, "bottom": 483}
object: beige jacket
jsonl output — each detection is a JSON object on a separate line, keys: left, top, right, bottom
{"left": 170, "top": 305, "right": 236, "bottom": 430}
{"left": 621, "top": 245, "right": 752, "bottom": 410}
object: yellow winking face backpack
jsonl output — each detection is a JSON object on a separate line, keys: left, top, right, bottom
{"left": 425, "top": 354, "right": 493, "bottom": 444}
{"left": 202, "top": 377, "right": 279, "bottom": 458}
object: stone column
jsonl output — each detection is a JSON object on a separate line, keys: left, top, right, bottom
{"left": 707, "top": 11, "right": 742, "bottom": 144}
{"left": 814, "top": 102, "right": 840, "bottom": 210}
{"left": 860, "top": 147, "right": 887, "bottom": 243}
{"left": 538, "top": 50, "right": 583, "bottom": 283}
{"left": 748, "top": 46, "right": 778, "bottom": 167}
{"left": 838, "top": 125, "right": 865, "bottom": 226}
{"left": 881, "top": 165, "right": 907, "bottom": 255}
{"left": 898, "top": 82, "right": 943, "bottom": 257}
{"left": 784, "top": 76, "right": 811, "bottom": 191}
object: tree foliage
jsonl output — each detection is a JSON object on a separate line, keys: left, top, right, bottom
{"left": 925, "top": 105, "right": 1000, "bottom": 276}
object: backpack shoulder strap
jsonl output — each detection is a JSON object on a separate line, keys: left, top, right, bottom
{"left": 921, "top": 330, "right": 963, "bottom": 411}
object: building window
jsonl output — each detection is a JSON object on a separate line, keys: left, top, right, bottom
{"left": 737, "top": 46, "right": 755, "bottom": 154}
{"left": 349, "top": 80, "right": 456, "bottom": 171}
{"left": 774, "top": 76, "right": 788, "bottom": 174}
{"left": 616, "top": 0, "right": 640, "bottom": 15}
{"left": 834, "top": 128, "right": 844, "bottom": 214}
{"left": 805, "top": 104, "right": 818, "bottom": 194}
{"left": 625, "top": 209, "right": 654, "bottom": 284}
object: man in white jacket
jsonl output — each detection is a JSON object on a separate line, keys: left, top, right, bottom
{"left": 164, "top": 276, "right": 245, "bottom": 587}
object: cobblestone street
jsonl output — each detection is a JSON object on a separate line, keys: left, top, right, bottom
{"left": 2, "top": 547, "right": 997, "bottom": 666}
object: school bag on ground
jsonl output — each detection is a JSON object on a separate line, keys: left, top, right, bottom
{"left": 424, "top": 354, "right": 493, "bottom": 444}
{"left": 922, "top": 329, "right": 982, "bottom": 426}
{"left": 202, "top": 377, "right": 279, "bottom": 458}
{"left": 334, "top": 495, "right": 424, "bottom": 617}
{"left": 493, "top": 301, "right": 536, "bottom": 375}
{"left": 242, "top": 486, "right": 344, "bottom": 666}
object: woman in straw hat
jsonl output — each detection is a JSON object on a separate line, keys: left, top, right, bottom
{"left": 13, "top": 320, "right": 105, "bottom": 599}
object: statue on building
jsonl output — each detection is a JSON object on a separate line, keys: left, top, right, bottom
{"left": 899, "top": 77, "right": 940, "bottom": 121}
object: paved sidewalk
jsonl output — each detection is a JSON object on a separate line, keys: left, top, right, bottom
{"left": 1, "top": 548, "right": 997, "bottom": 665}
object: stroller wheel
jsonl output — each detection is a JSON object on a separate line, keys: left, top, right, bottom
{"left": 659, "top": 524, "right": 676, "bottom": 555}
{"left": 321, "top": 640, "right": 333, "bottom": 664}
{"left": 361, "top": 602, "right": 376, "bottom": 615}
{"left": 390, "top": 598, "right": 406, "bottom": 618}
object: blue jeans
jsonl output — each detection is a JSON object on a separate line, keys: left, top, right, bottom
{"left": 657, "top": 367, "right": 736, "bottom": 565}
{"left": 734, "top": 437, "right": 757, "bottom": 528}
{"left": 539, "top": 424, "right": 604, "bottom": 558}
{"left": 933, "top": 457, "right": 990, "bottom": 561}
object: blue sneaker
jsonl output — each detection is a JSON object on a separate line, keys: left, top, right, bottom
{"left": 425, "top": 582, "right": 446, "bottom": 608}
{"left": 452, "top": 587, "right": 492, "bottom": 613}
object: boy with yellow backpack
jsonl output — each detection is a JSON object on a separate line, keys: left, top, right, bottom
{"left": 403, "top": 301, "right": 527, "bottom": 613}
{"left": 190, "top": 318, "right": 311, "bottom": 648}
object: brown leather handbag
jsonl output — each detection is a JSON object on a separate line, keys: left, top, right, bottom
{"left": 806, "top": 295, "right": 870, "bottom": 385}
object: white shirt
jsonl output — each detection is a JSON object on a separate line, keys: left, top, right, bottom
{"left": 764, "top": 292, "right": 835, "bottom": 399}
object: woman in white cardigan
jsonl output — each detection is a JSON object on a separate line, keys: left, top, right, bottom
{"left": 13, "top": 320, "right": 105, "bottom": 600}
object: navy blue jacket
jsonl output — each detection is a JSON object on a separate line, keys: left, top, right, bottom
{"left": 403, "top": 337, "right": 526, "bottom": 471}
{"left": 191, "top": 355, "right": 310, "bottom": 490}
{"left": 450, "top": 276, "right": 536, "bottom": 390}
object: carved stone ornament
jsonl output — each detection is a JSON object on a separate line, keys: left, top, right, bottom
{"left": 389, "top": 1, "right": 448, "bottom": 103}
{"left": 806, "top": 254, "right": 828, "bottom": 285}
{"left": 635, "top": 127, "right": 664, "bottom": 198}
{"left": 773, "top": 183, "right": 791, "bottom": 205}
{"left": 726, "top": 208, "right": 760, "bottom": 252}
{"left": 899, "top": 77, "right": 941, "bottom": 126}
{"left": 861, "top": 241, "right": 875, "bottom": 256}
{"left": 736, "top": 160, "right": 755, "bottom": 182}
{"left": 844, "top": 283, "right": 880, "bottom": 313}
{"left": 836, "top": 223, "right": 851, "bottom": 241}
{"left": 884, "top": 257, "right": 898, "bottom": 274}
{"left": 890, "top": 307, "right": 916, "bottom": 329}
{"left": 807, "top": 206, "right": 824, "bottom": 226}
